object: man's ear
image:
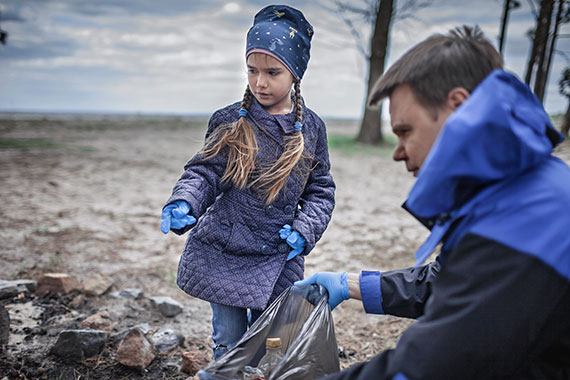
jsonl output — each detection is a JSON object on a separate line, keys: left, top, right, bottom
{"left": 446, "top": 87, "right": 470, "bottom": 111}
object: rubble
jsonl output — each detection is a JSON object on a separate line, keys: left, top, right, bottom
{"left": 0, "top": 279, "right": 37, "bottom": 300}
{"left": 109, "top": 288, "right": 144, "bottom": 300}
{"left": 181, "top": 349, "right": 210, "bottom": 376}
{"left": 80, "top": 311, "right": 112, "bottom": 332}
{"left": 150, "top": 327, "right": 185, "bottom": 352}
{"left": 36, "top": 273, "right": 78, "bottom": 294}
{"left": 82, "top": 272, "right": 114, "bottom": 296}
{"left": 50, "top": 329, "right": 108, "bottom": 361}
{"left": 150, "top": 296, "right": 184, "bottom": 317}
{"left": 115, "top": 328, "right": 157, "bottom": 371}
{"left": 0, "top": 303, "right": 9, "bottom": 347}
{"left": 0, "top": 275, "right": 213, "bottom": 379}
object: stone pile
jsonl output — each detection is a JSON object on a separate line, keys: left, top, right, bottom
{"left": 0, "top": 272, "right": 211, "bottom": 377}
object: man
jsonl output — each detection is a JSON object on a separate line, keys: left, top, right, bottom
{"left": 296, "top": 26, "right": 570, "bottom": 379}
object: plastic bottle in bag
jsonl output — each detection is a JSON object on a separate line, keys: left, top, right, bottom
{"left": 238, "top": 365, "right": 265, "bottom": 380}
{"left": 257, "top": 337, "right": 284, "bottom": 378}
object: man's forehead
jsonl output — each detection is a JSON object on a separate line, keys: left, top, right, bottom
{"left": 390, "top": 83, "right": 416, "bottom": 103}
{"left": 389, "top": 84, "right": 414, "bottom": 119}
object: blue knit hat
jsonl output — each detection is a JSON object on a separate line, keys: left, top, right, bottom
{"left": 246, "top": 5, "right": 313, "bottom": 81}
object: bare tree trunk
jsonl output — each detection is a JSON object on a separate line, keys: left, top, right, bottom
{"left": 535, "top": 0, "right": 563, "bottom": 102}
{"left": 525, "top": 28, "right": 538, "bottom": 85}
{"left": 525, "top": 0, "right": 553, "bottom": 86}
{"left": 562, "top": 101, "right": 570, "bottom": 137}
{"left": 356, "top": 0, "right": 394, "bottom": 145}
{"left": 533, "top": 0, "right": 554, "bottom": 102}
{"left": 499, "top": 0, "right": 513, "bottom": 54}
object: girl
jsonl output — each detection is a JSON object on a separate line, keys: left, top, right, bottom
{"left": 161, "top": 4, "right": 335, "bottom": 360}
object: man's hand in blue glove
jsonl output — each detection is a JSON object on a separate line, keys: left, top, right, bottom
{"left": 294, "top": 272, "right": 349, "bottom": 310}
{"left": 161, "top": 200, "right": 196, "bottom": 234}
{"left": 279, "top": 224, "right": 306, "bottom": 261}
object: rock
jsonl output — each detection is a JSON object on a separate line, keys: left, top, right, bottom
{"left": 112, "top": 323, "right": 153, "bottom": 341}
{"left": 0, "top": 284, "right": 18, "bottom": 300}
{"left": 50, "top": 329, "right": 108, "bottom": 361}
{"left": 150, "top": 296, "right": 183, "bottom": 317}
{"left": 181, "top": 349, "right": 210, "bottom": 376}
{"left": 69, "top": 293, "right": 86, "bottom": 308}
{"left": 82, "top": 273, "right": 114, "bottom": 296}
{"left": 0, "top": 279, "right": 37, "bottom": 300}
{"left": 14, "top": 279, "right": 37, "bottom": 293}
{"left": 109, "top": 288, "right": 144, "bottom": 300}
{"left": 150, "top": 327, "right": 184, "bottom": 352}
{"left": 80, "top": 311, "right": 112, "bottom": 332}
{"left": 36, "top": 273, "right": 77, "bottom": 294}
{"left": 115, "top": 327, "right": 156, "bottom": 371}
{"left": 0, "top": 303, "right": 9, "bottom": 347}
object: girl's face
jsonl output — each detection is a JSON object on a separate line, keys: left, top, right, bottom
{"left": 247, "top": 53, "right": 294, "bottom": 115}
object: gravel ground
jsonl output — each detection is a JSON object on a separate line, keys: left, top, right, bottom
{"left": 1, "top": 114, "right": 568, "bottom": 379}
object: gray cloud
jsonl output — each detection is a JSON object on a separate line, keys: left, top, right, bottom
{"left": 0, "top": 38, "right": 78, "bottom": 60}
{"left": 0, "top": 0, "right": 568, "bottom": 116}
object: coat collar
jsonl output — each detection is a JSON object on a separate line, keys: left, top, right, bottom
{"left": 248, "top": 95, "right": 305, "bottom": 135}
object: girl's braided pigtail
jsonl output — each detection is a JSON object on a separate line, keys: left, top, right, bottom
{"left": 201, "top": 86, "right": 257, "bottom": 189}
{"left": 252, "top": 81, "right": 309, "bottom": 204}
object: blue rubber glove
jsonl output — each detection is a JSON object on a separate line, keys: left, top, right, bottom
{"left": 294, "top": 272, "right": 349, "bottom": 310}
{"left": 279, "top": 224, "right": 306, "bottom": 261}
{"left": 161, "top": 200, "right": 196, "bottom": 234}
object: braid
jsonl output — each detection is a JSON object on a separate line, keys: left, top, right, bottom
{"left": 242, "top": 86, "right": 253, "bottom": 110}
{"left": 295, "top": 81, "right": 303, "bottom": 124}
{"left": 201, "top": 83, "right": 311, "bottom": 204}
{"left": 251, "top": 81, "right": 310, "bottom": 204}
{"left": 201, "top": 85, "right": 258, "bottom": 189}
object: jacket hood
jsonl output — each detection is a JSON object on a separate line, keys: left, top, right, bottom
{"left": 405, "top": 70, "right": 563, "bottom": 220}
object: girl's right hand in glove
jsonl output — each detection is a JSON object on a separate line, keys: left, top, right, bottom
{"left": 161, "top": 200, "right": 196, "bottom": 234}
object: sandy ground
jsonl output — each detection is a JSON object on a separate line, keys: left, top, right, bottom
{"left": 1, "top": 114, "right": 569, "bottom": 377}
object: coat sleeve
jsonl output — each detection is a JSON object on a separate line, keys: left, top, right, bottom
{"left": 321, "top": 233, "right": 570, "bottom": 380}
{"left": 164, "top": 111, "right": 229, "bottom": 234}
{"left": 360, "top": 259, "right": 440, "bottom": 318}
{"left": 291, "top": 116, "right": 335, "bottom": 253}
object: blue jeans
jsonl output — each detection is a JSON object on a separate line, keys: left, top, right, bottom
{"left": 210, "top": 303, "right": 263, "bottom": 360}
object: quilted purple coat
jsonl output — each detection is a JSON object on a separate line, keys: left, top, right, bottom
{"left": 165, "top": 97, "right": 335, "bottom": 310}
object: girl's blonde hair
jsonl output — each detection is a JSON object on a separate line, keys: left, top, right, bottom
{"left": 201, "top": 81, "right": 309, "bottom": 204}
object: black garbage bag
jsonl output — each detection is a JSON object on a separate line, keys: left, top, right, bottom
{"left": 198, "top": 284, "right": 340, "bottom": 380}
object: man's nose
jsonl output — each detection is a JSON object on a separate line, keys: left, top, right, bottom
{"left": 392, "top": 141, "right": 406, "bottom": 162}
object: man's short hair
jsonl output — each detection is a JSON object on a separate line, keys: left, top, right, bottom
{"left": 368, "top": 25, "right": 503, "bottom": 111}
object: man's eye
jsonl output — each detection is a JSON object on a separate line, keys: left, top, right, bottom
{"left": 269, "top": 71, "right": 279, "bottom": 76}
{"left": 248, "top": 69, "right": 257, "bottom": 74}
{"left": 399, "top": 129, "right": 410, "bottom": 136}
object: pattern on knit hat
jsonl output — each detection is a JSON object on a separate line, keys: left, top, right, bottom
{"left": 246, "top": 5, "right": 313, "bottom": 80}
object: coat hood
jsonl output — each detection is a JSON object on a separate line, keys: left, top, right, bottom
{"left": 405, "top": 70, "right": 563, "bottom": 221}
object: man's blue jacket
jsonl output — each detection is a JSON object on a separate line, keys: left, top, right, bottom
{"left": 324, "top": 70, "right": 570, "bottom": 380}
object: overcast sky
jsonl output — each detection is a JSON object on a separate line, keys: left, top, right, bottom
{"left": 0, "top": 0, "right": 568, "bottom": 118}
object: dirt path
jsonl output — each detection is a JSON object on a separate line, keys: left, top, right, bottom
{"left": 1, "top": 115, "right": 568, "bottom": 378}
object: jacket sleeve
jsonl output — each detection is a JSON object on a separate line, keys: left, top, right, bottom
{"left": 321, "top": 233, "right": 570, "bottom": 380}
{"left": 164, "top": 111, "right": 229, "bottom": 234}
{"left": 360, "top": 259, "right": 440, "bottom": 318}
{"left": 291, "top": 116, "right": 335, "bottom": 253}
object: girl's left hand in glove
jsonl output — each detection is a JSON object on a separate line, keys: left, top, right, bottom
{"left": 279, "top": 224, "right": 306, "bottom": 260}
